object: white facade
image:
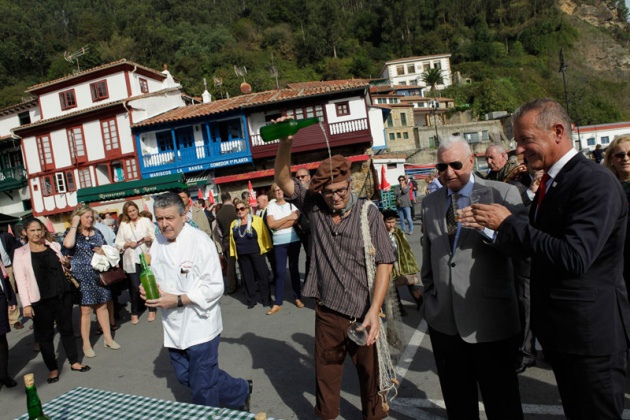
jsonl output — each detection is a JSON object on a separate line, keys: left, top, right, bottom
{"left": 575, "top": 122, "right": 630, "bottom": 151}
{"left": 15, "top": 61, "right": 184, "bottom": 219}
{"left": 379, "top": 54, "right": 452, "bottom": 93}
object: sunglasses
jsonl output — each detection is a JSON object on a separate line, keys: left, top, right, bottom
{"left": 613, "top": 152, "right": 630, "bottom": 159}
{"left": 236, "top": 207, "right": 247, "bottom": 212}
{"left": 435, "top": 161, "right": 464, "bottom": 172}
{"left": 297, "top": 175, "right": 309, "bottom": 179}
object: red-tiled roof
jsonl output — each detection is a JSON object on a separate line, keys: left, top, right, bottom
{"left": 26, "top": 59, "right": 166, "bottom": 92}
{"left": 286, "top": 79, "right": 372, "bottom": 89}
{"left": 133, "top": 81, "right": 370, "bottom": 128}
{"left": 13, "top": 87, "right": 181, "bottom": 133}
{"left": 0, "top": 98, "right": 37, "bottom": 116}
{"left": 384, "top": 54, "right": 451, "bottom": 65}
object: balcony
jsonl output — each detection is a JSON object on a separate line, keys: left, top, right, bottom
{"left": 0, "top": 165, "right": 27, "bottom": 192}
{"left": 141, "top": 139, "right": 250, "bottom": 175}
{"left": 250, "top": 117, "right": 371, "bottom": 159}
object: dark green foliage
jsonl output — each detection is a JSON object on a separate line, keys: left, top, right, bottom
{"left": 0, "top": 0, "right": 628, "bottom": 123}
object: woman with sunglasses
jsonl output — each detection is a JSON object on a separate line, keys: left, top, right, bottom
{"left": 604, "top": 134, "right": 630, "bottom": 292}
{"left": 266, "top": 183, "right": 302, "bottom": 315}
{"left": 394, "top": 176, "right": 414, "bottom": 235}
{"left": 229, "top": 198, "right": 273, "bottom": 309}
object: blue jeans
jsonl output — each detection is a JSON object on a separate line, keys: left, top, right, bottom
{"left": 398, "top": 206, "right": 413, "bottom": 234}
{"left": 168, "top": 335, "right": 248, "bottom": 408}
{"left": 273, "top": 240, "right": 302, "bottom": 305}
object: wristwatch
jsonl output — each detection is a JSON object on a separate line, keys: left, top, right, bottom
{"left": 177, "top": 295, "right": 183, "bottom": 308}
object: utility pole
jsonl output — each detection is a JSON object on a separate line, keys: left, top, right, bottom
{"left": 430, "top": 99, "right": 440, "bottom": 147}
{"left": 559, "top": 48, "right": 582, "bottom": 150}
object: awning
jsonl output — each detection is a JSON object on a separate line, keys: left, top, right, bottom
{"left": 0, "top": 210, "right": 32, "bottom": 225}
{"left": 77, "top": 173, "right": 188, "bottom": 204}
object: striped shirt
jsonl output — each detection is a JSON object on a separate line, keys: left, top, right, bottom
{"left": 289, "top": 180, "right": 395, "bottom": 318}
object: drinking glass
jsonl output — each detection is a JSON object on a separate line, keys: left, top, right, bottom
{"left": 470, "top": 187, "right": 494, "bottom": 205}
{"left": 347, "top": 321, "right": 367, "bottom": 346}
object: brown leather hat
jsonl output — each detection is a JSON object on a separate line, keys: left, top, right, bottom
{"left": 309, "top": 155, "right": 351, "bottom": 192}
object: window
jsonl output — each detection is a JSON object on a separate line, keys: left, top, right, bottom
{"left": 41, "top": 175, "right": 54, "bottom": 196}
{"left": 396, "top": 132, "right": 402, "bottom": 139}
{"left": 389, "top": 133, "right": 395, "bottom": 140}
{"left": 77, "top": 168, "right": 92, "bottom": 188}
{"left": 403, "top": 132, "right": 409, "bottom": 139}
{"left": 335, "top": 102, "right": 350, "bottom": 117}
{"left": 377, "top": 98, "right": 386, "bottom": 104}
{"left": 286, "top": 105, "right": 323, "bottom": 120}
{"left": 36, "top": 135, "right": 54, "bottom": 171}
{"left": 387, "top": 114, "right": 393, "bottom": 127}
{"left": 433, "top": 61, "right": 442, "bottom": 69}
{"left": 139, "top": 78, "right": 149, "bottom": 94}
{"left": 400, "top": 113, "right": 407, "bottom": 126}
{"left": 407, "top": 64, "right": 415, "bottom": 74}
{"left": 101, "top": 118, "right": 120, "bottom": 155}
{"left": 54, "top": 171, "right": 75, "bottom": 193}
{"left": 176, "top": 127, "right": 194, "bottom": 148}
{"left": 396, "top": 65, "right": 404, "bottom": 76}
{"left": 90, "top": 80, "right": 109, "bottom": 102}
{"left": 601, "top": 136, "right": 610, "bottom": 144}
{"left": 18, "top": 111, "right": 31, "bottom": 126}
{"left": 124, "top": 159, "right": 139, "bottom": 180}
{"left": 59, "top": 89, "right": 77, "bottom": 110}
{"left": 587, "top": 138, "right": 596, "bottom": 146}
{"left": 410, "top": 79, "right": 418, "bottom": 86}
{"left": 399, "top": 81, "right": 407, "bottom": 86}
{"left": 67, "top": 127, "right": 87, "bottom": 163}
{"left": 157, "top": 131, "right": 174, "bottom": 152}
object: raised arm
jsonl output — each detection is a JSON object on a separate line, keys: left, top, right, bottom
{"left": 273, "top": 117, "right": 295, "bottom": 197}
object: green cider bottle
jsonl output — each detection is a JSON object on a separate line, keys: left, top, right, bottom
{"left": 24, "top": 374, "right": 51, "bottom": 420}
{"left": 259, "top": 117, "right": 320, "bottom": 142}
{"left": 140, "top": 253, "right": 160, "bottom": 301}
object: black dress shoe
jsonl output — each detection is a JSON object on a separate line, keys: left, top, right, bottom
{"left": 247, "top": 303, "right": 256, "bottom": 309}
{"left": 71, "top": 365, "right": 91, "bottom": 372}
{"left": 47, "top": 376, "right": 59, "bottom": 384}
{"left": 240, "top": 379, "right": 253, "bottom": 411}
{"left": 0, "top": 377, "right": 17, "bottom": 388}
{"left": 515, "top": 360, "right": 536, "bottom": 374}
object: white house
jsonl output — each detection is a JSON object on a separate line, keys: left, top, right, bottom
{"left": 12, "top": 59, "right": 185, "bottom": 224}
{"left": 378, "top": 54, "right": 453, "bottom": 94}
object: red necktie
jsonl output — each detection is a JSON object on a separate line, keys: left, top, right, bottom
{"left": 537, "top": 174, "right": 551, "bottom": 208}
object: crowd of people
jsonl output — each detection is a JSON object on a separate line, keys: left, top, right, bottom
{"left": 0, "top": 97, "right": 630, "bottom": 420}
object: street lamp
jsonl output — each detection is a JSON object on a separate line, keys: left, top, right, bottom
{"left": 430, "top": 99, "right": 440, "bottom": 147}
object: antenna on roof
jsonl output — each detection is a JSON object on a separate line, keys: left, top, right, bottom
{"left": 269, "top": 52, "right": 279, "bottom": 90}
{"left": 64, "top": 45, "right": 90, "bottom": 72}
{"left": 234, "top": 65, "right": 251, "bottom": 94}
{"left": 213, "top": 77, "right": 224, "bottom": 99}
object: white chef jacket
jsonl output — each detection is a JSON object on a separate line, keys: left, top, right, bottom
{"left": 150, "top": 223, "right": 224, "bottom": 350}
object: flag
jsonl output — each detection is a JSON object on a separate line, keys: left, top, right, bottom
{"left": 144, "top": 201, "right": 150, "bottom": 212}
{"left": 208, "top": 189, "right": 215, "bottom": 204}
{"left": 380, "top": 165, "right": 391, "bottom": 192}
{"left": 247, "top": 181, "right": 257, "bottom": 207}
{"left": 197, "top": 189, "right": 203, "bottom": 199}
{"left": 45, "top": 217, "right": 55, "bottom": 233}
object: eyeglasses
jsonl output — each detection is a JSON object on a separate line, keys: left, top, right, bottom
{"left": 398, "top": 178, "right": 405, "bottom": 182}
{"left": 236, "top": 207, "right": 247, "bottom": 212}
{"left": 613, "top": 152, "right": 630, "bottom": 159}
{"left": 322, "top": 185, "right": 350, "bottom": 198}
{"left": 436, "top": 161, "right": 464, "bottom": 172}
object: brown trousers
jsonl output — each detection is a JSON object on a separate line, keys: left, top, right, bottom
{"left": 314, "top": 305, "right": 387, "bottom": 420}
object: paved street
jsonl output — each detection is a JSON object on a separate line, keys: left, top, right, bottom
{"left": 3, "top": 215, "right": 630, "bottom": 419}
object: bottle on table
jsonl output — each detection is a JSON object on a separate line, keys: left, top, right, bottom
{"left": 24, "top": 373, "right": 51, "bottom": 420}
{"left": 140, "top": 253, "right": 160, "bottom": 300}
{"left": 259, "top": 117, "right": 320, "bottom": 142}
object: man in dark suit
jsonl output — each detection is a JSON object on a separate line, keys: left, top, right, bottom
{"left": 462, "top": 98, "right": 630, "bottom": 419}
{"left": 421, "top": 136, "right": 526, "bottom": 419}
{"left": 216, "top": 192, "right": 238, "bottom": 294}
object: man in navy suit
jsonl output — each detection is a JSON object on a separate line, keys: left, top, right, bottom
{"left": 462, "top": 98, "right": 630, "bottom": 419}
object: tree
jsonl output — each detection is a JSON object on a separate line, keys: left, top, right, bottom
{"left": 421, "top": 67, "right": 445, "bottom": 92}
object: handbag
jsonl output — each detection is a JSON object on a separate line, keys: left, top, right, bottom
{"left": 99, "top": 264, "right": 127, "bottom": 287}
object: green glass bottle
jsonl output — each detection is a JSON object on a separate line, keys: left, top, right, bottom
{"left": 140, "top": 253, "right": 160, "bottom": 301}
{"left": 259, "top": 117, "right": 320, "bottom": 142}
{"left": 24, "top": 374, "right": 51, "bottom": 420}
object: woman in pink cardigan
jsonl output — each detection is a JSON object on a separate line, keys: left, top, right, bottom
{"left": 13, "top": 218, "right": 90, "bottom": 384}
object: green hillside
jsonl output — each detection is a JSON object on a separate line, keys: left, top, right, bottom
{"left": 1, "top": 0, "right": 628, "bottom": 124}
